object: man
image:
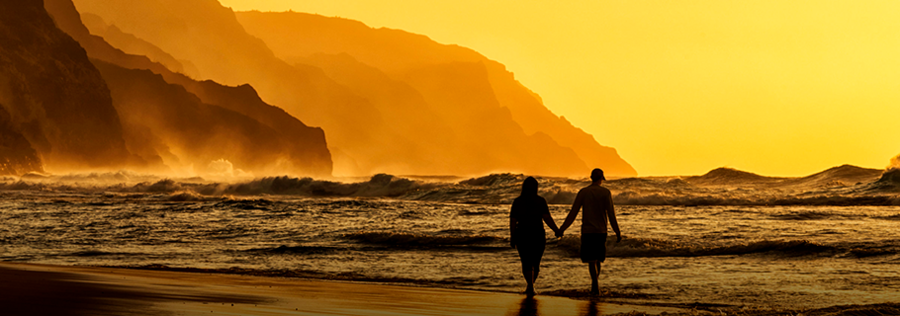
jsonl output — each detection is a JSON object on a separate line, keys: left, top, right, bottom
{"left": 557, "top": 168, "right": 621, "bottom": 295}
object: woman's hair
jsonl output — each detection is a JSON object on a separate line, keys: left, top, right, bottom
{"left": 521, "top": 176, "right": 538, "bottom": 196}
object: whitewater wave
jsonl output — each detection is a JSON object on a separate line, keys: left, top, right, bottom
{"left": 2, "top": 168, "right": 899, "bottom": 205}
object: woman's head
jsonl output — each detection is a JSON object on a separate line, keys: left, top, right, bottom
{"left": 521, "top": 177, "right": 538, "bottom": 196}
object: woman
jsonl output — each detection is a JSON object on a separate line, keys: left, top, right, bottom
{"left": 509, "top": 176, "right": 560, "bottom": 296}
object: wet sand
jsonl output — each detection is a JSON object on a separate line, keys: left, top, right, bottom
{"left": 0, "top": 262, "right": 684, "bottom": 315}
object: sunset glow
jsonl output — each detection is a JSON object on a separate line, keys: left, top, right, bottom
{"left": 220, "top": 0, "right": 900, "bottom": 176}
{"left": 4, "top": 1, "right": 900, "bottom": 313}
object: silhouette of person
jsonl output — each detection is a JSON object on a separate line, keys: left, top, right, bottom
{"left": 509, "top": 177, "right": 561, "bottom": 296}
{"left": 558, "top": 168, "right": 621, "bottom": 295}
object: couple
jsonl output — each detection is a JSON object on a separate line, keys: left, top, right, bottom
{"left": 509, "top": 168, "right": 621, "bottom": 296}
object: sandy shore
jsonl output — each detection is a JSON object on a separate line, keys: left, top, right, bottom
{"left": 0, "top": 262, "right": 686, "bottom": 315}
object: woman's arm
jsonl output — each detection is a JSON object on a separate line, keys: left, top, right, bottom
{"left": 543, "top": 213, "right": 560, "bottom": 237}
{"left": 541, "top": 199, "right": 561, "bottom": 237}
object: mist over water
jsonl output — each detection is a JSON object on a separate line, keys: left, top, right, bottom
{"left": 2, "top": 1, "right": 900, "bottom": 312}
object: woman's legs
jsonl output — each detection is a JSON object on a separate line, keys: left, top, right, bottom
{"left": 517, "top": 238, "right": 546, "bottom": 295}
{"left": 521, "top": 262, "right": 536, "bottom": 295}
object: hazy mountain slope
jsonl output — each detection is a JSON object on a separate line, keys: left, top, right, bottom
{"left": 0, "top": 1, "right": 135, "bottom": 172}
{"left": 93, "top": 61, "right": 326, "bottom": 176}
{"left": 400, "top": 61, "right": 588, "bottom": 175}
{"left": 174, "top": 80, "right": 332, "bottom": 176}
{"left": 294, "top": 53, "right": 456, "bottom": 150}
{"left": 45, "top": 0, "right": 332, "bottom": 176}
{"left": 71, "top": 0, "right": 616, "bottom": 177}
{"left": 72, "top": 0, "right": 426, "bottom": 176}
{"left": 235, "top": 11, "right": 637, "bottom": 176}
{"left": 42, "top": 0, "right": 175, "bottom": 83}
{"left": 296, "top": 53, "right": 588, "bottom": 175}
{"left": 78, "top": 12, "right": 197, "bottom": 77}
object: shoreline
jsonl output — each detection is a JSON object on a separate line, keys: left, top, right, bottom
{"left": 0, "top": 262, "right": 686, "bottom": 315}
{"left": 3, "top": 262, "right": 900, "bottom": 315}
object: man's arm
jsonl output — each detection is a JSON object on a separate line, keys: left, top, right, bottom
{"left": 509, "top": 216, "right": 517, "bottom": 248}
{"left": 558, "top": 191, "right": 584, "bottom": 235}
{"left": 509, "top": 202, "right": 518, "bottom": 248}
{"left": 606, "top": 191, "right": 621, "bottom": 242}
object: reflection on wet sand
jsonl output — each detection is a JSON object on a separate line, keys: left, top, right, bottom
{"left": 511, "top": 297, "right": 539, "bottom": 316}
{"left": 581, "top": 299, "right": 601, "bottom": 316}
{"left": 509, "top": 297, "right": 604, "bottom": 316}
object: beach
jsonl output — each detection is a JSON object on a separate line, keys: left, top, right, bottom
{"left": 5, "top": 262, "right": 900, "bottom": 315}
{"left": 3, "top": 182, "right": 900, "bottom": 311}
{"left": 2, "top": 177, "right": 900, "bottom": 314}
{"left": 0, "top": 262, "right": 686, "bottom": 315}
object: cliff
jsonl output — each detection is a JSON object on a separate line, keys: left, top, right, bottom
{"left": 44, "top": 0, "right": 332, "bottom": 176}
{"left": 235, "top": 11, "right": 638, "bottom": 177}
{"left": 0, "top": 0, "right": 134, "bottom": 173}
{"left": 72, "top": 0, "right": 415, "bottom": 176}
{"left": 0, "top": 106, "right": 42, "bottom": 175}
{"left": 93, "top": 61, "right": 329, "bottom": 176}
{"left": 73, "top": 0, "right": 632, "bottom": 177}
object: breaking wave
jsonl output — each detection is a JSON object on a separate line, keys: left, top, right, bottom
{"left": 2, "top": 166, "right": 899, "bottom": 205}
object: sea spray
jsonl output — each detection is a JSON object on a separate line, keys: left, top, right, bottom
{"left": 0, "top": 165, "right": 896, "bottom": 205}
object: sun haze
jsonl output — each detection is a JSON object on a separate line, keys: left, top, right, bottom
{"left": 218, "top": 0, "right": 900, "bottom": 176}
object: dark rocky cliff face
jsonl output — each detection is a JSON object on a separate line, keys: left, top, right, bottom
{"left": 0, "top": 105, "right": 42, "bottom": 175}
{"left": 44, "top": 0, "right": 332, "bottom": 176}
{"left": 0, "top": 0, "right": 134, "bottom": 173}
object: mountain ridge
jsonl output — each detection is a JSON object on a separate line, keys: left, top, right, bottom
{"left": 0, "top": 0, "right": 136, "bottom": 173}
{"left": 73, "top": 0, "right": 636, "bottom": 177}
{"left": 235, "top": 10, "right": 637, "bottom": 176}
{"left": 45, "top": 0, "right": 333, "bottom": 176}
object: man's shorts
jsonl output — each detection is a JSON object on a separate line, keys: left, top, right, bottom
{"left": 580, "top": 233, "right": 608, "bottom": 263}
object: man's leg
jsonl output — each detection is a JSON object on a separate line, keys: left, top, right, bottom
{"left": 588, "top": 261, "right": 601, "bottom": 295}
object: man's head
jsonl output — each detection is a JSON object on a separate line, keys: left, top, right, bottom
{"left": 590, "top": 168, "right": 606, "bottom": 183}
{"left": 521, "top": 176, "right": 539, "bottom": 196}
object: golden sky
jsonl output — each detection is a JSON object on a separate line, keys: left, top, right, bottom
{"left": 219, "top": 0, "right": 900, "bottom": 176}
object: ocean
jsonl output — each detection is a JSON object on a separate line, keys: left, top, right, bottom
{"left": 1, "top": 170, "right": 899, "bottom": 310}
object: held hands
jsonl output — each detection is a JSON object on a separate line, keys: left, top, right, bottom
{"left": 554, "top": 228, "right": 564, "bottom": 238}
